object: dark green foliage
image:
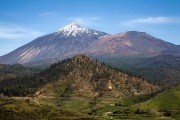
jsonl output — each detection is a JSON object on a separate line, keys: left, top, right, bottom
{"left": 94, "top": 54, "right": 180, "bottom": 85}
{"left": 99, "top": 61, "right": 146, "bottom": 82}
{"left": 126, "top": 66, "right": 180, "bottom": 85}
{"left": 0, "top": 58, "right": 75, "bottom": 96}
{"left": 0, "top": 64, "right": 42, "bottom": 80}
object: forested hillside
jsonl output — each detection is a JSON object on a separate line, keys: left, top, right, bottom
{"left": 0, "top": 64, "right": 41, "bottom": 81}
{"left": 95, "top": 54, "right": 180, "bottom": 85}
{"left": 0, "top": 55, "right": 160, "bottom": 97}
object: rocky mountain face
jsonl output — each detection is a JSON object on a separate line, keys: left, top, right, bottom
{"left": 0, "top": 23, "right": 180, "bottom": 64}
{"left": 0, "top": 23, "right": 108, "bottom": 64}
{"left": 89, "top": 31, "right": 180, "bottom": 56}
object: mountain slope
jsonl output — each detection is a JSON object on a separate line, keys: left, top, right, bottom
{"left": 89, "top": 31, "right": 180, "bottom": 56}
{"left": 0, "top": 23, "right": 180, "bottom": 65}
{"left": 95, "top": 54, "right": 180, "bottom": 85}
{"left": 0, "top": 23, "right": 108, "bottom": 64}
{"left": 36, "top": 55, "right": 160, "bottom": 98}
{"left": 133, "top": 85, "right": 180, "bottom": 110}
{"left": 0, "top": 55, "right": 160, "bottom": 98}
{"left": 25, "top": 32, "right": 180, "bottom": 68}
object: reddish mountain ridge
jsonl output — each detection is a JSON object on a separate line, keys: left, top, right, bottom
{"left": 0, "top": 23, "right": 179, "bottom": 64}
{"left": 89, "top": 31, "right": 180, "bottom": 56}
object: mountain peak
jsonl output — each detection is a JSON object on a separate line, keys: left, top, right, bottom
{"left": 56, "top": 22, "right": 108, "bottom": 38}
{"left": 124, "top": 31, "right": 152, "bottom": 36}
{"left": 69, "top": 22, "right": 82, "bottom": 28}
{"left": 56, "top": 22, "right": 88, "bottom": 37}
{"left": 60, "top": 22, "right": 82, "bottom": 30}
{"left": 57, "top": 22, "right": 84, "bottom": 32}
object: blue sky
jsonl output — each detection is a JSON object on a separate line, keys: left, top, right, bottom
{"left": 0, "top": 0, "right": 180, "bottom": 56}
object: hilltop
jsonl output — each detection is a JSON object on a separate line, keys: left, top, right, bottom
{"left": 0, "top": 55, "right": 160, "bottom": 98}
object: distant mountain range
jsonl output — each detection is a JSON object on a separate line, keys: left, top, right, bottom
{"left": 0, "top": 22, "right": 180, "bottom": 64}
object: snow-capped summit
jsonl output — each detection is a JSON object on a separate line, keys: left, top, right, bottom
{"left": 62, "top": 22, "right": 82, "bottom": 29}
{"left": 57, "top": 22, "right": 83, "bottom": 32}
{"left": 57, "top": 22, "right": 88, "bottom": 37}
{"left": 56, "top": 22, "right": 107, "bottom": 38}
{"left": 0, "top": 23, "right": 108, "bottom": 64}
